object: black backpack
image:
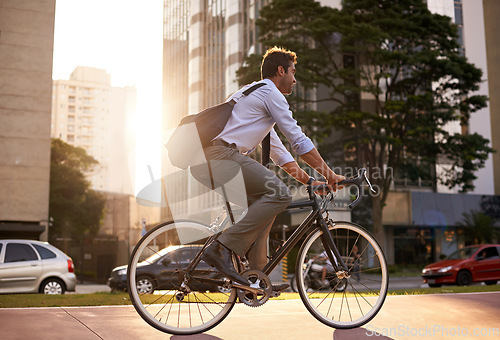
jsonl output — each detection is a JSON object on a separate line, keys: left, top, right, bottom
{"left": 166, "top": 83, "right": 268, "bottom": 169}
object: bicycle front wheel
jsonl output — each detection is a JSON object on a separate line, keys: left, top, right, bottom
{"left": 127, "top": 220, "right": 237, "bottom": 335}
{"left": 296, "top": 221, "right": 388, "bottom": 329}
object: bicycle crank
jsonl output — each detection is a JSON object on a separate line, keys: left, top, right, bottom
{"left": 236, "top": 270, "right": 272, "bottom": 307}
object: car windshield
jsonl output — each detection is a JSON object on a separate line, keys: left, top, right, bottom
{"left": 140, "top": 246, "right": 179, "bottom": 264}
{"left": 447, "top": 246, "right": 480, "bottom": 260}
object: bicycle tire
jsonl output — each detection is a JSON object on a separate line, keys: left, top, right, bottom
{"left": 295, "top": 221, "right": 388, "bottom": 329}
{"left": 127, "top": 220, "right": 237, "bottom": 335}
{"left": 291, "top": 274, "right": 299, "bottom": 292}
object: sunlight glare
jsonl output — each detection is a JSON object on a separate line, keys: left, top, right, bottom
{"left": 52, "top": 0, "right": 164, "bottom": 197}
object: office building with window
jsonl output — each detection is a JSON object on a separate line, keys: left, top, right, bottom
{"left": 51, "top": 66, "right": 136, "bottom": 195}
{"left": 0, "top": 1, "right": 55, "bottom": 240}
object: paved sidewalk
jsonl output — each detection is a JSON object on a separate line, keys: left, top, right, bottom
{"left": 1, "top": 292, "right": 499, "bottom": 339}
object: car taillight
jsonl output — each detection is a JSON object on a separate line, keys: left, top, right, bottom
{"left": 67, "top": 259, "right": 74, "bottom": 273}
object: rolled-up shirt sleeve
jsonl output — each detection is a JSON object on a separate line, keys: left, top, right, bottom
{"left": 264, "top": 90, "right": 315, "bottom": 156}
{"left": 269, "top": 129, "right": 295, "bottom": 166}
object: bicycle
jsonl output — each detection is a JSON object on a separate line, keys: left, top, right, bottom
{"left": 127, "top": 168, "right": 389, "bottom": 335}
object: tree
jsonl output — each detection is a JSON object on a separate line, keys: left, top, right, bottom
{"left": 48, "top": 139, "right": 105, "bottom": 244}
{"left": 236, "top": 0, "right": 493, "bottom": 247}
{"left": 481, "top": 196, "right": 500, "bottom": 222}
{"left": 458, "top": 211, "right": 499, "bottom": 245}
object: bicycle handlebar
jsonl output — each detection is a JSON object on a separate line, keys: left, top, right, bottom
{"left": 309, "top": 168, "right": 376, "bottom": 210}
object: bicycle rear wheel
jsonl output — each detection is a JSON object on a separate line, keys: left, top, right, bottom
{"left": 296, "top": 221, "right": 388, "bottom": 329}
{"left": 127, "top": 220, "right": 237, "bottom": 335}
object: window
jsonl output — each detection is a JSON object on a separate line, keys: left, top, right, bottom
{"left": 477, "top": 247, "right": 500, "bottom": 260}
{"left": 33, "top": 244, "right": 57, "bottom": 259}
{"left": 5, "top": 243, "right": 38, "bottom": 263}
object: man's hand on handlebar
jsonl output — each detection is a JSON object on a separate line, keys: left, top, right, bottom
{"left": 311, "top": 173, "right": 345, "bottom": 194}
{"left": 327, "top": 173, "right": 346, "bottom": 191}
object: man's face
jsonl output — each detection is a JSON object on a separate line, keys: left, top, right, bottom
{"left": 279, "top": 63, "right": 296, "bottom": 95}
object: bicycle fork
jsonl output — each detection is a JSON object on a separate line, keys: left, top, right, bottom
{"left": 318, "top": 218, "right": 350, "bottom": 275}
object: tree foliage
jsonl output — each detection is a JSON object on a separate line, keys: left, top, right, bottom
{"left": 458, "top": 210, "right": 500, "bottom": 245}
{"left": 236, "top": 0, "right": 493, "bottom": 243}
{"left": 49, "top": 139, "right": 105, "bottom": 243}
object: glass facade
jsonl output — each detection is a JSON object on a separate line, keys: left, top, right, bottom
{"left": 205, "top": 0, "right": 226, "bottom": 107}
{"left": 454, "top": 0, "right": 465, "bottom": 55}
{"left": 163, "top": 0, "right": 189, "bottom": 129}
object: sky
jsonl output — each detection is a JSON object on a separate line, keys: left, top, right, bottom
{"left": 52, "top": 0, "right": 164, "bottom": 195}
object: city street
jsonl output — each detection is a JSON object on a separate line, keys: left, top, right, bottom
{"left": 1, "top": 292, "right": 498, "bottom": 339}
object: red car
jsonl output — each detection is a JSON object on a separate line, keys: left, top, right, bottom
{"left": 422, "top": 244, "right": 500, "bottom": 287}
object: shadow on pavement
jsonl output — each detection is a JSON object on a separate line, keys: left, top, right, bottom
{"left": 333, "top": 327, "right": 394, "bottom": 339}
{"left": 172, "top": 334, "right": 222, "bottom": 340}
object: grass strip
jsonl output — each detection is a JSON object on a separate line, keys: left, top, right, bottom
{"left": 1, "top": 285, "right": 499, "bottom": 308}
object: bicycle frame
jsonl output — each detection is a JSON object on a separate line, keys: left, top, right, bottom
{"left": 185, "top": 188, "right": 349, "bottom": 287}
{"left": 262, "top": 192, "right": 350, "bottom": 276}
{"left": 186, "top": 168, "right": 373, "bottom": 285}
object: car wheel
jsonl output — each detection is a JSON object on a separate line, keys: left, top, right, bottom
{"left": 136, "top": 276, "right": 154, "bottom": 294}
{"left": 456, "top": 270, "right": 472, "bottom": 286}
{"left": 484, "top": 280, "right": 497, "bottom": 285}
{"left": 428, "top": 284, "right": 441, "bottom": 288}
{"left": 41, "top": 278, "right": 66, "bottom": 295}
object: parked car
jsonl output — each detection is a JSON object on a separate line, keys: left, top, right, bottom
{"left": 0, "top": 239, "right": 76, "bottom": 294}
{"left": 422, "top": 244, "right": 500, "bottom": 287}
{"left": 108, "top": 245, "right": 227, "bottom": 294}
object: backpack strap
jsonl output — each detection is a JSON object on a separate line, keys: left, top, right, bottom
{"left": 230, "top": 82, "right": 266, "bottom": 104}
{"left": 262, "top": 132, "right": 271, "bottom": 168}
{"left": 243, "top": 82, "right": 266, "bottom": 96}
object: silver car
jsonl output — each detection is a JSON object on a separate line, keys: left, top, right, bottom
{"left": 0, "top": 239, "right": 77, "bottom": 294}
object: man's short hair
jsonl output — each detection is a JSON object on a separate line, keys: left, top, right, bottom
{"left": 261, "top": 46, "right": 297, "bottom": 79}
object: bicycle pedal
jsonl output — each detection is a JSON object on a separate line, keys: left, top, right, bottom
{"left": 270, "top": 291, "right": 281, "bottom": 298}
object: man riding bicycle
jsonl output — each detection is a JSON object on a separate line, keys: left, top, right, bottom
{"left": 193, "top": 46, "right": 345, "bottom": 291}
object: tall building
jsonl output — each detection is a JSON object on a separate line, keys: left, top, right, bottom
{"left": 0, "top": 0, "right": 56, "bottom": 240}
{"left": 51, "top": 66, "right": 136, "bottom": 195}
{"left": 483, "top": 0, "right": 500, "bottom": 195}
{"left": 426, "top": 0, "right": 495, "bottom": 196}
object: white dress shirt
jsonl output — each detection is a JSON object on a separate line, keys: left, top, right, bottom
{"left": 214, "top": 78, "right": 315, "bottom": 166}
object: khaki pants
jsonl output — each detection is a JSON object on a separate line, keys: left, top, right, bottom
{"left": 191, "top": 145, "right": 292, "bottom": 270}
